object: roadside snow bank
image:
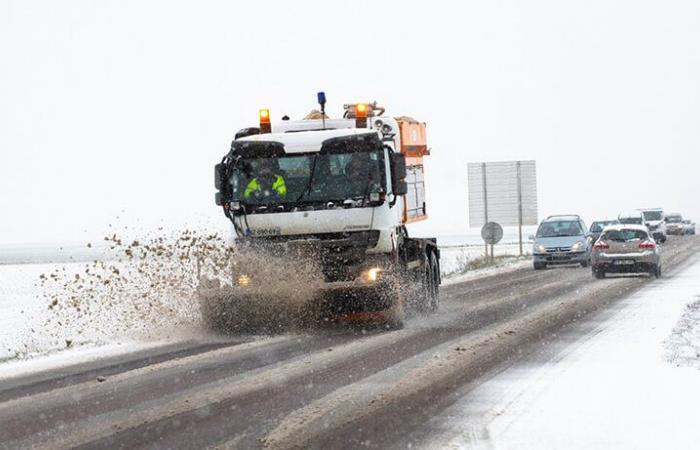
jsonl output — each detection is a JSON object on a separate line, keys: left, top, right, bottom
{"left": 429, "top": 255, "right": 700, "bottom": 450}
{"left": 665, "top": 298, "right": 700, "bottom": 369}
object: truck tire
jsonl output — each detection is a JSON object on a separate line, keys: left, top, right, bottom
{"left": 534, "top": 262, "right": 546, "bottom": 270}
{"left": 592, "top": 267, "right": 605, "bottom": 279}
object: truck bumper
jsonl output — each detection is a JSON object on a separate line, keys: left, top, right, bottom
{"left": 214, "top": 279, "right": 396, "bottom": 314}
{"left": 316, "top": 280, "right": 396, "bottom": 314}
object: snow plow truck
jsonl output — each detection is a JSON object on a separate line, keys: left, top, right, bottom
{"left": 200, "top": 96, "right": 440, "bottom": 331}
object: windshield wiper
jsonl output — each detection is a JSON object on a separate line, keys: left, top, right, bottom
{"left": 293, "top": 154, "right": 319, "bottom": 206}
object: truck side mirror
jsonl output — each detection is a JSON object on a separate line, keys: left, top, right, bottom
{"left": 215, "top": 163, "right": 230, "bottom": 206}
{"left": 390, "top": 152, "right": 407, "bottom": 195}
{"left": 215, "top": 163, "right": 226, "bottom": 190}
{"left": 393, "top": 180, "right": 408, "bottom": 196}
{"left": 390, "top": 153, "right": 407, "bottom": 181}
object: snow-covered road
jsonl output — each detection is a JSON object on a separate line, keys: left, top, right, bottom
{"left": 1, "top": 236, "right": 698, "bottom": 449}
{"left": 424, "top": 252, "right": 700, "bottom": 449}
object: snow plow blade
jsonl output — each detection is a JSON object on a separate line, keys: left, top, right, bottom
{"left": 197, "top": 277, "right": 403, "bottom": 334}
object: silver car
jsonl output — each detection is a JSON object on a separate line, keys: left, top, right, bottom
{"left": 665, "top": 213, "right": 685, "bottom": 236}
{"left": 591, "top": 224, "right": 661, "bottom": 279}
{"left": 532, "top": 215, "right": 591, "bottom": 270}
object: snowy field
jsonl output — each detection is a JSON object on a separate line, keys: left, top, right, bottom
{"left": 428, "top": 255, "right": 700, "bottom": 450}
{"left": 0, "top": 262, "right": 83, "bottom": 361}
{"left": 0, "top": 233, "right": 223, "bottom": 362}
{"left": 0, "top": 262, "right": 200, "bottom": 362}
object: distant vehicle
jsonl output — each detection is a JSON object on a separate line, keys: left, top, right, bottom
{"left": 531, "top": 215, "right": 590, "bottom": 270}
{"left": 665, "top": 213, "right": 685, "bottom": 235}
{"left": 591, "top": 224, "right": 661, "bottom": 279}
{"left": 618, "top": 211, "right": 645, "bottom": 226}
{"left": 637, "top": 208, "right": 667, "bottom": 243}
{"left": 683, "top": 219, "right": 696, "bottom": 235}
{"left": 589, "top": 220, "right": 620, "bottom": 244}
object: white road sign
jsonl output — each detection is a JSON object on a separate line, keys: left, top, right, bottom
{"left": 468, "top": 160, "right": 538, "bottom": 228}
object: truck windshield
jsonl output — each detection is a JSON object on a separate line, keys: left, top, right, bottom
{"left": 230, "top": 150, "right": 385, "bottom": 208}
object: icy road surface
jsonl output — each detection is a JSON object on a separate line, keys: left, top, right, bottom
{"left": 0, "top": 236, "right": 698, "bottom": 449}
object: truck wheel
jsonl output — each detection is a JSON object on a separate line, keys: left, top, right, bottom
{"left": 592, "top": 267, "right": 605, "bottom": 279}
{"left": 534, "top": 262, "right": 546, "bottom": 270}
{"left": 580, "top": 259, "right": 589, "bottom": 268}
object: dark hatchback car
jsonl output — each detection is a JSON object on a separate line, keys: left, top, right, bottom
{"left": 589, "top": 220, "right": 620, "bottom": 244}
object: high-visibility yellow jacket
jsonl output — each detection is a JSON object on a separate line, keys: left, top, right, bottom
{"left": 243, "top": 175, "right": 287, "bottom": 199}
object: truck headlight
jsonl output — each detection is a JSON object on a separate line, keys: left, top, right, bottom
{"left": 535, "top": 244, "right": 546, "bottom": 254}
{"left": 237, "top": 274, "right": 251, "bottom": 287}
{"left": 364, "top": 267, "right": 382, "bottom": 282}
{"left": 571, "top": 241, "right": 583, "bottom": 252}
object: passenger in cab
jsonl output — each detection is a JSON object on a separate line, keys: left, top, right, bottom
{"left": 243, "top": 158, "right": 287, "bottom": 200}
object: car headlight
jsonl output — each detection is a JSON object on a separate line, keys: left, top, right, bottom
{"left": 535, "top": 244, "right": 546, "bottom": 254}
{"left": 571, "top": 241, "right": 583, "bottom": 252}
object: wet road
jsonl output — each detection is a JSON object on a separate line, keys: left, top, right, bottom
{"left": 1, "top": 236, "right": 698, "bottom": 449}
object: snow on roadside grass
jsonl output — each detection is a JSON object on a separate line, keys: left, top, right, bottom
{"left": 442, "top": 256, "right": 531, "bottom": 286}
{"left": 0, "top": 230, "right": 235, "bottom": 362}
{"left": 665, "top": 298, "right": 700, "bottom": 369}
{"left": 439, "top": 243, "right": 529, "bottom": 275}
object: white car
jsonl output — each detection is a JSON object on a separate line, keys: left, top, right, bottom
{"left": 618, "top": 211, "right": 645, "bottom": 226}
{"left": 637, "top": 208, "right": 667, "bottom": 243}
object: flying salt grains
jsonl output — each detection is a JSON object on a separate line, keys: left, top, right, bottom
{"left": 40, "top": 229, "right": 236, "bottom": 343}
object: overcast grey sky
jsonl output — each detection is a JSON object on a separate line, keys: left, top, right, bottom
{"left": 1, "top": 0, "right": 699, "bottom": 244}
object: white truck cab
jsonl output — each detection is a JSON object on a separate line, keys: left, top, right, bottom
{"left": 207, "top": 101, "right": 440, "bottom": 330}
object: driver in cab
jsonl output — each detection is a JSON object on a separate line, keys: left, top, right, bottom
{"left": 344, "top": 153, "right": 378, "bottom": 196}
{"left": 243, "top": 158, "right": 287, "bottom": 200}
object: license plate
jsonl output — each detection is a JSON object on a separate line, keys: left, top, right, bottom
{"left": 250, "top": 227, "right": 281, "bottom": 237}
{"left": 613, "top": 260, "right": 635, "bottom": 265}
